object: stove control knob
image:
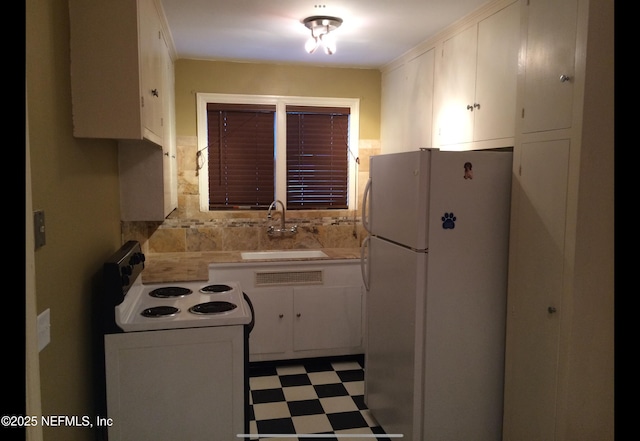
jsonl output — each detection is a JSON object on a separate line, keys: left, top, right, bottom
{"left": 130, "top": 252, "right": 146, "bottom": 265}
{"left": 121, "top": 274, "right": 130, "bottom": 286}
{"left": 121, "top": 265, "right": 132, "bottom": 276}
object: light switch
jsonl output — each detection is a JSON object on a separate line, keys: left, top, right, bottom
{"left": 34, "top": 210, "right": 46, "bottom": 249}
{"left": 37, "top": 308, "right": 50, "bottom": 352}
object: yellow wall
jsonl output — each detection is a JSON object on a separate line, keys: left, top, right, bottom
{"left": 26, "top": 0, "right": 122, "bottom": 439}
{"left": 174, "top": 59, "right": 381, "bottom": 139}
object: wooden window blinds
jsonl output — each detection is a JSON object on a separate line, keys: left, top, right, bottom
{"left": 206, "top": 103, "right": 350, "bottom": 210}
{"left": 206, "top": 103, "right": 275, "bottom": 209}
{"left": 286, "top": 106, "right": 350, "bottom": 209}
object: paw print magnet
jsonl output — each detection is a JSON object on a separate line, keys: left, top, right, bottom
{"left": 442, "top": 212, "right": 456, "bottom": 229}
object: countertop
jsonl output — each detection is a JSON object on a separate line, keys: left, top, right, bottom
{"left": 141, "top": 248, "right": 361, "bottom": 284}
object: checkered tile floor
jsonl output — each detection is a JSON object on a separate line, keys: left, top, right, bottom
{"left": 248, "top": 355, "right": 390, "bottom": 440}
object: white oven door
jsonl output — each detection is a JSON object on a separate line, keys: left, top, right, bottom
{"left": 105, "top": 325, "right": 245, "bottom": 441}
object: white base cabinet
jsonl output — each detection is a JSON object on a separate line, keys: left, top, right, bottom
{"left": 293, "top": 286, "right": 363, "bottom": 352}
{"left": 243, "top": 287, "right": 290, "bottom": 355}
{"left": 209, "top": 260, "right": 365, "bottom": 362}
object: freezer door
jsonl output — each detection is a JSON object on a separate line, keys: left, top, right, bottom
{"left": 364, "top": 236, "right": 426, "bottom": 440}
{"left": 369, "top": 150, "right": 430, "bottom": 249}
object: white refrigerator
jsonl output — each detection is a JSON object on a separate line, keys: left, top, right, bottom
{"left": 361, "top": 148, "right": 513, "bottom": 441}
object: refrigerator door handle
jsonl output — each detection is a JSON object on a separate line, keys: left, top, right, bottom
{"left": 360, "top": 235, "right": 371, "bottom": 291}
{"left": 362, "top": 178, "right": 372, "bottom": 233}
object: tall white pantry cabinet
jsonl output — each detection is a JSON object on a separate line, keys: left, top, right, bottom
{"left": 502, "top": 0, "right": 614, "bottom": 440}
{"left": 69, "top": 0, "right": 178, "bottom": 221}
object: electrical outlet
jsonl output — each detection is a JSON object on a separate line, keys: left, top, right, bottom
{"left": 37, "top": 308, "right": 51, "bottom": 352}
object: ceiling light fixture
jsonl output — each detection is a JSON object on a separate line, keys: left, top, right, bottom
{"left": 302, "top": 15, "right": 343, "bottom": 55}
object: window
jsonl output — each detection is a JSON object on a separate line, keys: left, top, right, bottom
{"left": 196, "top": 94, "right": 359, "bottom": 211}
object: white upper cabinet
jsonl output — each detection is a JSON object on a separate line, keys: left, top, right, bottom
{"left": 380, "top": 49, "right": 435, "bottom": 154}
{"left": 69, "top": 0, "right": 166, "bottom": 146}
{"left": 520, "top": 0, "right": 578, "bottom": 133}
{"left": 380, "top": 65, "right": 406, "bottom": 153}
{"left": 436, "top": 1, "right": 520, "bottom": 149}
{"left": 436, "top": 23, "right": 477, "bottom": 146}
{"left": 69, "top": 0, "right": 177, "bottom": 221}
{"left": 138, "top": 0, "right": 165, "bottom": 143}
{"left": 405, "top": 51, "right": 435, "bottom": 150}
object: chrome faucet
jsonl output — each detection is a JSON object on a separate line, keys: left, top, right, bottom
{"left": 267, "top": 200, "right": 286, "bottom": 230}
{"left": 267, "top": 200, "right": 297, "bottom": 236}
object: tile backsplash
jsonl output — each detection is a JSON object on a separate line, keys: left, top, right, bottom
{"left": 122, "top": 136, "right": 379, "bottom": 254}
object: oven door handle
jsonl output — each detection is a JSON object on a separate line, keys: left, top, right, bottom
{"left": 243, "top": 292, "right": 255, "bottom": 333}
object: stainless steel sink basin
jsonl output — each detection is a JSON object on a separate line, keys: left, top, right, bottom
{"left": 240, "top": 250, "right": 329, "bottom": 260}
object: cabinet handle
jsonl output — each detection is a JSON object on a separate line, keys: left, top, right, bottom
{"left": 466, "top": 104, "right": 474, "bottom": 111}
{"left": 473, "top": 103, "right": 480, "bottom": 109}
{"left": 151, "top": 89, "right": 159, "bottom": 97}
{"left": 278, "top": 314, "right": 284, "bottom": 318}
{"left": 559, "top": 75, "right": 571, "bottom": 83}
{"left": 296, "top": 313, "right": 301, "bottom": 318}
{"left": 548, "top": 306, "right": 557, "bottom": 314}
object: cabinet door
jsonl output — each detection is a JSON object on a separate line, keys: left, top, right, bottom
{"left": 522, "top": 0, "right": 578, "bottom": 133}
{"left": 247, "top": 288, "right": 291, "bottom": 356}
{"left": 381, "top": 49, "right": 435, "bottom": 153}
{"left": 138, "top": 0, "right": 164, "bottom": 143}
{"left": 292, "top": 286, "right": 362, "bottom": 352}
{"left": 69, "top": 0, "right": 141, "bottom": 140}
{"left": 118, "top": 140, "right": 166, "bottom": 221}
{"left": 503, "top": 139, "right": 570, "bottom": 440}
{"left": 474, "top": 2, "right": 520, "bottom": 141}
{"left": 161, "top": 31, "right": 178, "bottom": 215}
{"left": 406, "top": 49, "right": 435, "bottom": 150}
{"left": 437, "top": 24, "right": 477, "bottom": 146}
{"left": 380, "top": 65, "right": 408, "bottom": 153}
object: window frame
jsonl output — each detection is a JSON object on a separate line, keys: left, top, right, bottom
{"left": 196, "top": 93, "right": 360, "bottom": 212}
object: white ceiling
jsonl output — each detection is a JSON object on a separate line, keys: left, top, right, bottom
{"left": 160, "top": 0, "right": 490, "bottom": 69}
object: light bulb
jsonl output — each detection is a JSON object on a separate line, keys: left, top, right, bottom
{"left": 305, "top": 36, "right": 319, "bottom": 54}
{"left": 320, "top": 32, "right": 336, "bottom": 55}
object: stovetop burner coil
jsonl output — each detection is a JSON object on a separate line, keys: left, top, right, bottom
{"left": 189, "top": 301, "right": 237, "bottom": 315}
{"left": 141, "top": 306, "right": 180, "bottom": 318}
{"left": 199, "top": 284, "right": 233, "bottom": 294}
{"left": 149, "top": 286, "right": 193, "bottom": 298}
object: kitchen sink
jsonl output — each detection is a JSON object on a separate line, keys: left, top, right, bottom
{"left": 240, "top": 250, "right": 329, "bottom": 260}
